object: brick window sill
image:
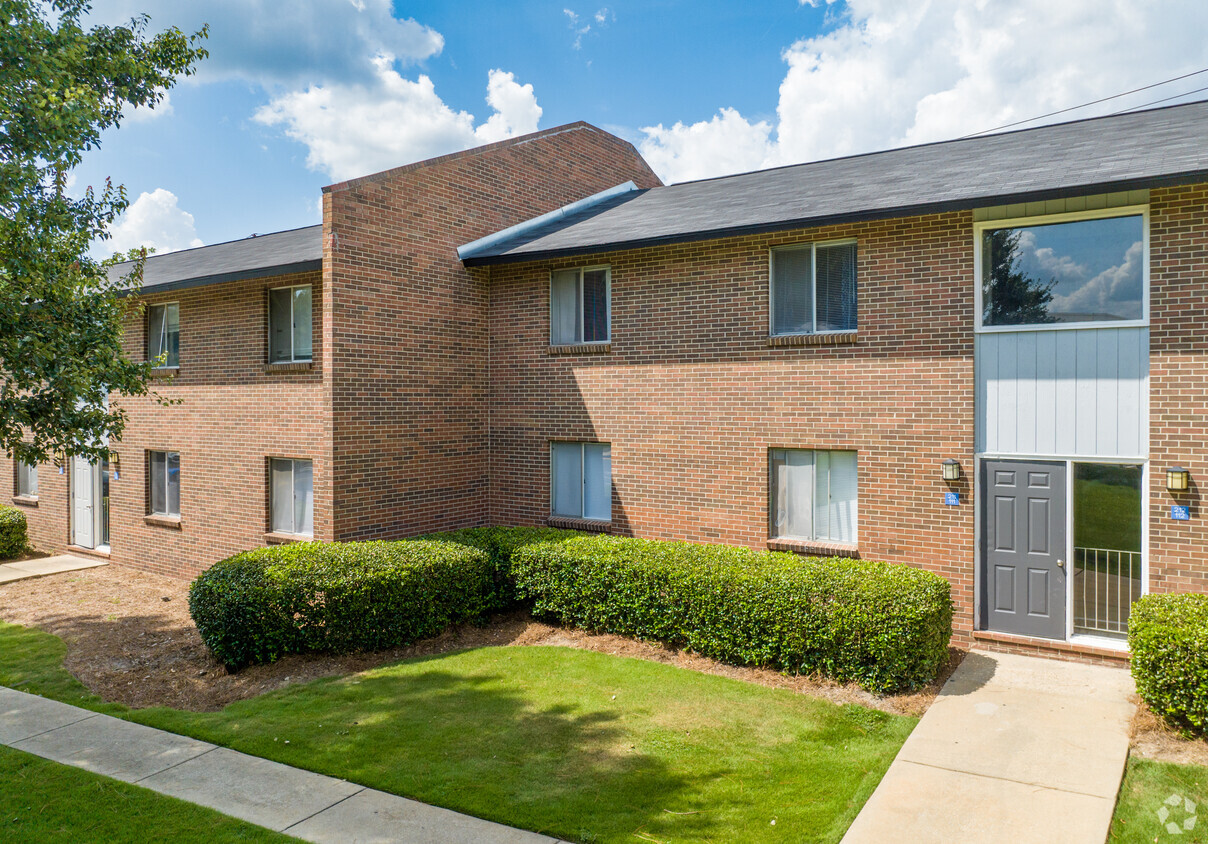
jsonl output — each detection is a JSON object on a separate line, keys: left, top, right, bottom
{"left": 264, "top": 531, "right": 313, "bottom": 545}
{"left": 149, "top": 366, "right": 180, "bottom": 379}
{"left": 264, "top": 361, "right": 315, "bottom": 373}
{"left": 548, "top": 343, "right": 611, "bottom": 356}
{"left": 145, "top": 514, "right": 182, "bottom": 530}
{"left": 546, "top": 516, "right": 612, "bottom": 533}
{"left": 767, "top": 537, "right": 860, "bottom": 558}
{"left": 11, "top": 495, "right": 38, "bottom": 508}
{"left": 767, "top": 332, "right": 858, "bottom": 347}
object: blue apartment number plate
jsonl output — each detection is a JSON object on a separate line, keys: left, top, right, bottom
{"left": 944, "top": 492, "right": 960, "bottom": 506}
{"left": 1172, "top": 505, "right": 1191, "bottom": 520}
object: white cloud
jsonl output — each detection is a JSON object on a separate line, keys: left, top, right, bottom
{"left": 92, "top": 0, "right": 443, "bottom": 89}
{"left": 123, "top": 91, "right": 173, "bottom": 124}
{"left": 641, "top": 0, "right": 1208, "bottom": 183}
{"left": 563, "top": 6, "right": 612, "bottom": 49}
{"left": 254, "top": 63, "right": 543, "bottom": 181}
{"left": 104, "top": 189, "right": 203, "bottom": 256}
{"left": 1051, "top": 240, "right": 1144, "bottom": 318}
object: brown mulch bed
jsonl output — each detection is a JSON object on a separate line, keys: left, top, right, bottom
{"left": 0, "top": 564, "right": 962, "bottom": 715}
{"left": 1130, "top": 700, "right": 1208, "bottom": 767}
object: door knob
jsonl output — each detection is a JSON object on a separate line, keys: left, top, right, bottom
{"left": 1057, "top": 559, "right": 1065, "bottom": 568}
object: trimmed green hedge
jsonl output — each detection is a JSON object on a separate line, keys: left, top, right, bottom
{"left": 511, "top": 536, "right": 953, "bottom": 693}
{"left": 1129, "top": 593, "right": 1208, "bottom": 734}
{"left": 189, "top": 540, "right": 500, "bottom": 670}
{"left": 0, "top": 506, "right": 27, "bottom": 559}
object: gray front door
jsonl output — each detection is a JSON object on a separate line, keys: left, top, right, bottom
{"left": 980, "top": 460, "right": 1067, "bottom": 639}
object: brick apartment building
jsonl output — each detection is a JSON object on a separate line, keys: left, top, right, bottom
{"left": 8, "top": 102, "right": 1208, "bottom": 661}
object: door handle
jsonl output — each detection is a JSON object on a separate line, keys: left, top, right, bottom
{"left": 1056, "top": 559, "right": 1065, "bottom": 568}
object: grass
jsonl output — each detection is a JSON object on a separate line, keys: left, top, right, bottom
{"left": 0, "top": 620, "right": 912, "bottom": 843}
{"left": 1110, "top": 757, "right": 1207, "bottom": 843}
{"left": 0, "top": 744, "right": 294, "bottom": 843}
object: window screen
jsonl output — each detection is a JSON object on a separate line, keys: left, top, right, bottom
{"left": 772, "top": 242, "right": 857, "bottom": 335}
{"left": 770, "top": 449, "right": 857, "bottom": 543}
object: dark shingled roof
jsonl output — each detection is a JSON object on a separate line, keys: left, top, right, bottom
{"left": 462, "top": 100, "right": 1208, "bottom": 265}
{"left": 109, "top": 224, "right": 322, "bottom": 294}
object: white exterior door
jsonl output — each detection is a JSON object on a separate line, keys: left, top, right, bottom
{"left": 71, "top": 457, "right": 95, "bottom": 548}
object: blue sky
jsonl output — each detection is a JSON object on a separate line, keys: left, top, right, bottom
{"left": 77, "top": 1, "right": 1208, "bottom": 256}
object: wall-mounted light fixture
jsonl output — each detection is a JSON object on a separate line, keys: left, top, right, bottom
{"left": 1166, "top": 466, "right": 1190, "bottom": 493}
{"left": 110, "top": 452, "right": 121, "bottom": 480}
{"left": 942, "top": 458, "right": 962, "bottom": 482}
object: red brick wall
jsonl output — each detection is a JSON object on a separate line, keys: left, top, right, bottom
{"left": 486, "top": 213, "right": 979, "bottom": 639}
{"left": 324, "top": 123, "right": 661, "bottom": 541}
{"left": 1149, "top": 183, "right": 1208, "bottom": 596}
{"left": 1, "top": 269, "right": 330, "bottom": 578}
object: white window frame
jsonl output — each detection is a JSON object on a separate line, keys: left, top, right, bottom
{"left": 768, "top": 238, "right": 858, "bottom": 337}
{"left": 549, "top": 441, "right": 612, "bottom": 522}
{"left": 270, "top": 457, "right": 314, "bottom": 536}
{"left": 147, "top": 450, "right": 180, "bottom": 517}
{"left": 768, "top": 448, "right": 859, "bottom": 544}
{"left": 268, "top": 284, "right": 314, "bottom": 363}
{"left": 147, "top": 302, "right": 180, "bottom": 369}
{"left": 973, "top": 205, "right": 1149, "bottom": 333}
{"left": 16, "top": 459, "right": 37, "bottom": 498}
{"left": 549, "top": 265, "right": 611, "bottom": 346}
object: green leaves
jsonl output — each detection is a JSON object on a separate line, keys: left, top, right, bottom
{"left": 0, "top": 1, "right": 207, "bottom": 464}
{"left": 0, "top": 505, "right": 27, "bottom": 558}
{"left": 1129, "top": 593, "right": 1208, "bottom": 734}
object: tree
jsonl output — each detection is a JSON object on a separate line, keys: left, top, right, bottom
{"left": 0, "top": 1, "right": 207, "bottom": 465}
{"left": 981, "top": 228, "right": 1056, "bottom": 326}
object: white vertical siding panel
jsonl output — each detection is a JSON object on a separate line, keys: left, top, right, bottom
{"left": 1139, "top": 328, "right": 1150, "bottom": 454}
{"left": 1117, "top": 328, "right": 1141, "bottom": 455}
{"left": 999, "top": 333, "right": 1019, "bottom": 454}
{"left": 1097, "top": 329, "right": 1120, "bottom": 455}
{"left": 1035, "top": 332, "right": 1057, "bottom": 454}
{"left": 1054, "top": 332, "right": 1079, "bottom": 455}
{"left": 1075, "top": 331, "right": 1099, "bottom": 455}
{"left": 1016, "top": 332, "right": 1038, "bottom": 454}
{"left": 981, "top": 334, "right": 998, "bottom": 453}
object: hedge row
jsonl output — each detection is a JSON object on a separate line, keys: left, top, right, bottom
{"left": 189, "top": 539, "right": 500, "bottom": 670}
{"left": 511, "top": 535, "right": 953, "bottom": 693}
{"left": 1129, "top": 593, "right": 1208, "bottom": 734}
{"left": 0, "top": 505, "right": 27, "bottom": 559}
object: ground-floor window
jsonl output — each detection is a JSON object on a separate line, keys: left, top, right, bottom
{"left": 769, "top": 449, "right": 857, "bottom": 544}
{"left": 1072, "top": 462, "right": 1142, "bottom": 639}
{"left": 148, "top": 451, "right": 180, "bottom": 517}
{"left": 16, "top": 459, "right": 37, "bottom": 497}
{"left": 551, "top": 442, "right": 611, "bottom": 521}
{"left": 270, "top": 458, "right": 313, "bottom": 536}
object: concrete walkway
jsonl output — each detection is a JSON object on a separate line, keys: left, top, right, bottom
{"left": 843, "top": 650, "right": 1135, "bottom": 844}
{"left": 0, "top": 553, "right": 107, "bottom": 584}
{"left": 0, "top": 686, "right": 563, "bottom": 844}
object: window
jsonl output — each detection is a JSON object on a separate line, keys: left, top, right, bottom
{"left": 771, "top": 241, "right": 857, "bottom": 335}
{"left": 769, "top": 449, "right": 857, "bottom": 544}
{"left": 16, "top": 460, "right": 37, "bottom": 497}
{"left": 550, "top": 267, "right": 610, "bottom": 345}
{"left": 551, "top": 442, "right": 611, "bottom": 521}
{"left": 148, "top": 451, "right": 180, "bottom": 516}
{"left": 269, "top": 285, "right": 313, "bottom": 363}
{"left": 978, "top": 210, "right": 1146, "bottom": 328}
{"left": 148, "top": 303, "right": 180, "bottom": 368}
{"left": 271, "top": 458, "right": 313, "bottom": 536}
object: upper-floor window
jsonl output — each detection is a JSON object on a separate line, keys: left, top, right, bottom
{"left": 771, "top": 241, "right": 857, "bottom": 336}
{"left": 269, "top": 285, "right": 313, "bottom": 363}
{"left": 148, "top": 450, "right": 180, "bottom": 516}
{"left": 550, "top": 267, "right": 609, "bottom": 345}
{"left": 148, "top": 303, "right": 180, "bottom": 368}
{"left": 551, "top": 441, "right": 611, "bottom": 521}
{"left": 977, "top": 209, "right": 1147, "bottom": 329}
{"left": 769, "top": 448, "right": 857, "bottom": 544}
{"left": 16, "top": 460, "right": 37, "bottom": 498}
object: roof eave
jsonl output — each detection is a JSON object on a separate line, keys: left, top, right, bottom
{"left": 116, "top": 259, "right": 322, "bottom": 297}
{"left": 463, "top": 169, "right": 1208, "bottom": 267}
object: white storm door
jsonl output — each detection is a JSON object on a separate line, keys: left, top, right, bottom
{"left": 72, "top": 457, "right": 95, "bottom": 548}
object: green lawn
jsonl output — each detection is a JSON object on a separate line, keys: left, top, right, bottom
{"left": 0, "top": 621, "right": 912, "bottom": 843}
{"left": 0, "top": 744, "right": 294, "bottom": 843}
{"left": 1110, "top": 757, "right": 1207, "bottom": 843}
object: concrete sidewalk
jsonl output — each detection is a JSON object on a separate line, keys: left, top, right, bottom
{"left": 0, "top": 685, "right": 564, "bottom": 844}
{"left": 843, "top": 649, "right": 1135, "bottom": 844}
{"left": 0, "top": 553, "right": 107, "bottom": 584}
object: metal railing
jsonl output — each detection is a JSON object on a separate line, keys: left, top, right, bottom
{"left": 1072, "top": 547, "right": 1142, "bottom": 637}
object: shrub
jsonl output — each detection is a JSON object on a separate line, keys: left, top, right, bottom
{"left": 189, "top": 540, "right": 498, "bottom": 670}
{"left": 511, "top": 535, "right": 953, "bottom": 693}
{"left": 417, "top": 526, "right": 584, "bottom": 608}
{"left": 0, "top": 506, "right": 27, "bottom": 559}
{"left": 1129, "top": 593, "right": 1208, "bottom": 734}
